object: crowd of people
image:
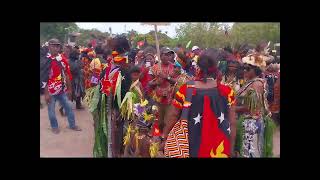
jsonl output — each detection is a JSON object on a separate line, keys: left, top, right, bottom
{"left": 40, "top": 35, "right": 280, "bottom": 158}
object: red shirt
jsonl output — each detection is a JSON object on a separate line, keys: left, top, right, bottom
{"left": 140, "top": 66, "right": 153, "bottom": 94}
{"left": 47, "top": 54, "right": 72, "bottom": 95}
{"left": 151, "top": 63, "right": 175, "bottom": 105}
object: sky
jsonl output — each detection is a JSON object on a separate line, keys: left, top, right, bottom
{"left": 76, "top": 23, "right": 234, "bottom": 38}
{"left": 76, "top": 23, "right": 183, "bottom": 38}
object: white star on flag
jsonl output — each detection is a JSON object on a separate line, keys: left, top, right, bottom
{"left": 218, "top": 112, "right": 225, "bottom": 124}
{"left": 227, "top": 124, "right": 231, "bottom": 134}
{"left": 193, "top": 113, "right": 202, "bottom": 125}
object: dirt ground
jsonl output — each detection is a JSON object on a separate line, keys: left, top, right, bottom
{"left": 40, "top": 96, "right": 280, "bottom": 157}
{"left": 40, "top": 96, "right": 94, "bottom": 157}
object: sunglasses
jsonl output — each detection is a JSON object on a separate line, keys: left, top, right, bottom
{"left": 243, "top": 65, "right": 253, "bottom": 71}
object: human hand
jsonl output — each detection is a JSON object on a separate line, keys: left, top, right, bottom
{"left": 67, "top": 91, "right": 72, "bottom": 100}
{"left": 45, "top": 94, "right": 51, "bottom": 104}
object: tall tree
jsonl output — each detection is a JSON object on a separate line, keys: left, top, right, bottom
{"left": 40, "top": 23, "right": 79, "bottom": 44}
{"left": 230, "top": 23, "right": 280, "bottom": 47}
{"left": 77, "top": 29, "right": 110, "bottom": 46}
{"left": 174, "top": 23, "right": 280, "bottom": 49}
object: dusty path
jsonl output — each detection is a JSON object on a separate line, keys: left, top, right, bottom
{"left": 40, "top": 96, "right": 94, "bottom": 157}
{"left": 40, "top": 96, "right": 280, "bottom": 157}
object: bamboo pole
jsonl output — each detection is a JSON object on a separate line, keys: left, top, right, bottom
{"left": 154, "top": 24, "right": 161, "bottom": 62}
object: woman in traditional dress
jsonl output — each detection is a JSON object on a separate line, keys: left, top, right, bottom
{"left": 160, "top": 48, "right": 237, "bottom": 158}
{"left": 120, "top": 66, "right": 145, "bottom": 124}
{"left": 234, "top": 55, "right": 276, "bottom": 157}
{"left": 89, "top": 50, "right": 103, "bottom": 88}
{"left": 221, "top": 60, "right": 244, "bottom": 93}
{"left": 80, "top": 43, "right": 95, "bottom": 90}
{"left": 89, "top": 35, "right": 131, "bottom": 157}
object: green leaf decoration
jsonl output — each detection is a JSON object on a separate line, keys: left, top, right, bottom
{"left": 263, "top": 116, "right": 276, "bottom": 157}
{"left": 186, "top": 40, "right": 192, "bottom": 49}
{"left": 243, "top": 89, "right": 262, "bottom": 114}
{"left": 89, "top": 85, "right": 101, "bottom": 113}
{"left": 115, "top": 72, "right": 122, "bottom": 108}
{"left": 100, "top": 94, "right": 107, "bottom": 138}
{"left": 235, "top": 115, "right": 245, "bottom": 156}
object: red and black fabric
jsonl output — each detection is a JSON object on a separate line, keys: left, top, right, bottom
{"left": 46, "top": 54, "right": 73, "bottom": 95}
{"left": 167, "top": 81, "right": 234, "bottom": 158}
{"left": 188, "top": 88, "right": 231, "bottom": 157}
{"left": 100, "top": 65, "right": 120, "bottom": 96}
{"left": 165, "top": 81, "right": 195, "bottom": 157}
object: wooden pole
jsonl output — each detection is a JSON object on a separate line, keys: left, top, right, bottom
{"left": 154, "top": 24, "right": 161, "bottom": 62}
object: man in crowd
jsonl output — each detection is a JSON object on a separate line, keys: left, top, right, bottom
{"left": 42, "top": 39, "right": 81, "bottom": 134}
{"left": 149, "top": 48, "right": 177, "bottom": 132}
{"left": 191, "top": 45, "right": 201, "bottom": 63}
{"left": 167, "top": 47, "right": 176, "bottom": 64}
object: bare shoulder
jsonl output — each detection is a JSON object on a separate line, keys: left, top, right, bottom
{"left": 251, "top": 80, "right": 264, "bottom": 87}
{"left": 250, "top": 79, "right": 264, "bottom": 92}
{"left": 194, "top": 80, "right": 217, "bottom": 89}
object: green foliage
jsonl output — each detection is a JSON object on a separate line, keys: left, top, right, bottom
{"left": 40, "top": 22, "right": 280, "bottom": 51}
{"left": 230, "top": 23, "right": 280, "bottom": 47}
{"left": 235, "top": 115, "right": 245, "bottom": 155}
{"left": 174, "top": 23, "right": 280, "bottom": 49}
{"left": 132, "top": 30, "right": 173, "bottom": 48}
{"left": 40, "top": 23, "right": 79, "bottom": 44}
{"left": 77, "top": 29, "right": 109, "bottom": 46}
{"left": 40, "top": 23, "right": 110, "bottom": 46}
